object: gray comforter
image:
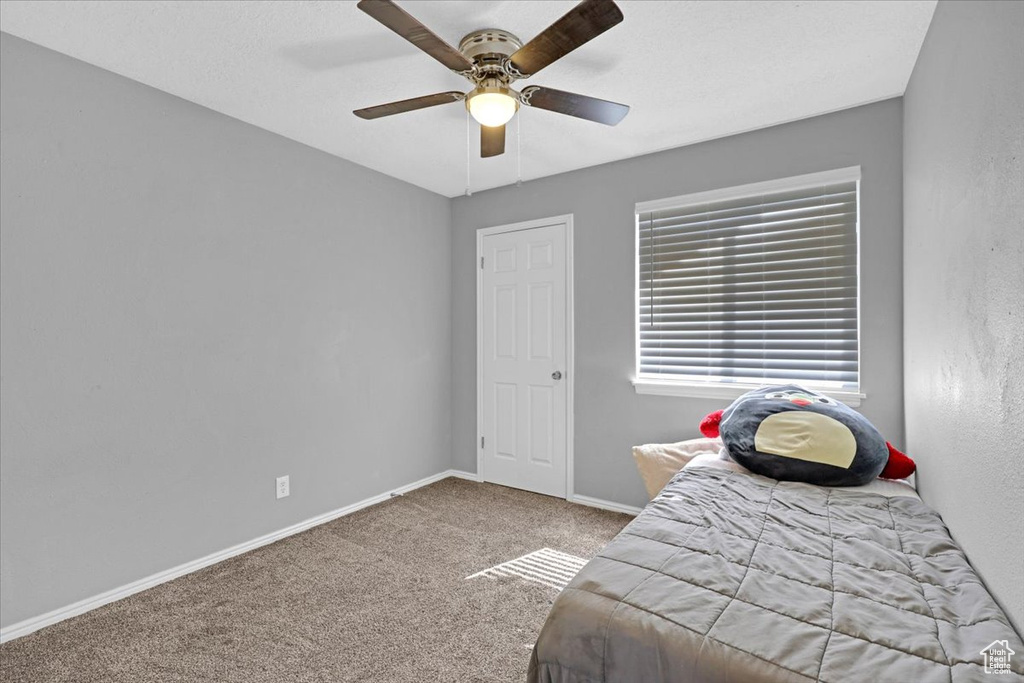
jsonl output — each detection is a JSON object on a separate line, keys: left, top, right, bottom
{"left": 528, "top": 466, "right": 1024, "bottom": 682}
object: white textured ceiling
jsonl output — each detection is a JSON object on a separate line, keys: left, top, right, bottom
{"left": 0, "top": 0, "right": 935, "bottom": 197}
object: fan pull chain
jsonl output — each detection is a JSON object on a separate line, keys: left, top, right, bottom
{"left": 465, "top": 108, "right": 473, "bottom": 197}
{"left": 516, "top": 110, "right": 523, "bottom": 187}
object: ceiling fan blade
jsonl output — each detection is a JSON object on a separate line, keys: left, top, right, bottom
{"left": 354, "top": 91, "right": 464, "bottom": 119}
{"left": 481, "top": 125, "right": 506, "bottom": 158}
{"left": 507, "top": 0, "right": 623, "bottom": 78}
{"left": 520, "top": 86, "right": 629, "bottom": 126}
{"left": 357, "top": 0, "right": 474, "bottom": 73}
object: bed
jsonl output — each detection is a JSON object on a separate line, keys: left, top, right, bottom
{"left": 528, "top": 457, "right": 1024, "bottom": 682}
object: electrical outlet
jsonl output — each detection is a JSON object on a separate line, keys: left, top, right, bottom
{"left": 276, "top": 475, "right": 289, "bottom": 499}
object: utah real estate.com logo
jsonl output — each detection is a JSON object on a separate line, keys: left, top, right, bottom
{"left": 980, "top": 640, "right": 1015, "bottom": 675}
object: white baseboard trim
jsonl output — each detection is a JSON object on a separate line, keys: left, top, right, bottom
{"left": 0, "top": 468, "right": 467, "bottom": 644}
{"left": 447, "top": 470, "right": 639, "bottom": 515}
{"left": 570, "top": 494, "right": 643, "bottom": 517}
{"left": 447, "top": 469, "right": 482, "bottom": 482}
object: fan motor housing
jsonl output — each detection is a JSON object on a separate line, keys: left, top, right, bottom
{"left": 459, "top": 29, "right": 523, "bottom": 61}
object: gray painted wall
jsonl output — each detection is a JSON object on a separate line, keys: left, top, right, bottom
{"left": 452, "top": 99, "right": 905, "bottom": 509}
{"left": 0, "top": 34, "right": 452, "bottom": 629}
{"left": 903, "top": 0, "right": 1024, "bottom": 634}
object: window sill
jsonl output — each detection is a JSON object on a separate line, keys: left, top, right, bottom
{"left": 632, "top": 379, "right": 865, "bottom": 407}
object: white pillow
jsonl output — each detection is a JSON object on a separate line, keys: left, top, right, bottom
{"left": 632, "top": 437, "right": 723, "bottom": 499}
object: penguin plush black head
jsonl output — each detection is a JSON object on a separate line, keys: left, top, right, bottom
{"left": 699, "top": 384, "right": 915, "bottom": 486}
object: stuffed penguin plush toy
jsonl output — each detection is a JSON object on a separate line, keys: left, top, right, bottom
{"left": 699, "top": 384, "right": 915, "bottom": 486}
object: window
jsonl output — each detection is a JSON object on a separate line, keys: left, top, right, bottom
{"left": 634, "top": 167, "right": 862, "bottom": 404}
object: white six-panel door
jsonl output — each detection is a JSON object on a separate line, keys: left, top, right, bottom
{"left": 480, "top": 219, "right": 568, "bottom": 498}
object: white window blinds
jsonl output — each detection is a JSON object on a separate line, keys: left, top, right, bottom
{"left": 637, "top": 169, "right": 860, "bottom": 390}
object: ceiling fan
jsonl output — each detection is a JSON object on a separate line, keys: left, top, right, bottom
{"left": 353, "top": 0, "right": 630, "bottom": 158}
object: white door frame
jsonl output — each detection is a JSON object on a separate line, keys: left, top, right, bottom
{"left": 476, "top": 214, "right": 575, "bottom": 501}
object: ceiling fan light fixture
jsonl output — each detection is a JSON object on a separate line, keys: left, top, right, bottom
{"left": 466, "top": 85, "right": 519, "bottom": 127}
{"left": 354, "top": 0, "right": 630, "bottom": 157}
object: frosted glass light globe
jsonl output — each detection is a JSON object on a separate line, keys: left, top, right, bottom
{"left": 467, "top": 90, "right": 518, "bottom": 127}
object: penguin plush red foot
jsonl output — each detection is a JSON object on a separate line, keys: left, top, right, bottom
{"left": 880, "top": 442, "right": 916, "bottom": 479}
{"left": 699, "top": 385, "right": 916, "bottom": 486}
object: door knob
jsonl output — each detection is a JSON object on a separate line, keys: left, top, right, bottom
{"left": 552, "top": 371, "right": 562, "bottom": 380}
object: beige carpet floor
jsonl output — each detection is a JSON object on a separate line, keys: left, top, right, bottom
{"left": 0, "top": 478, "right": 630, "bottom": 683}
